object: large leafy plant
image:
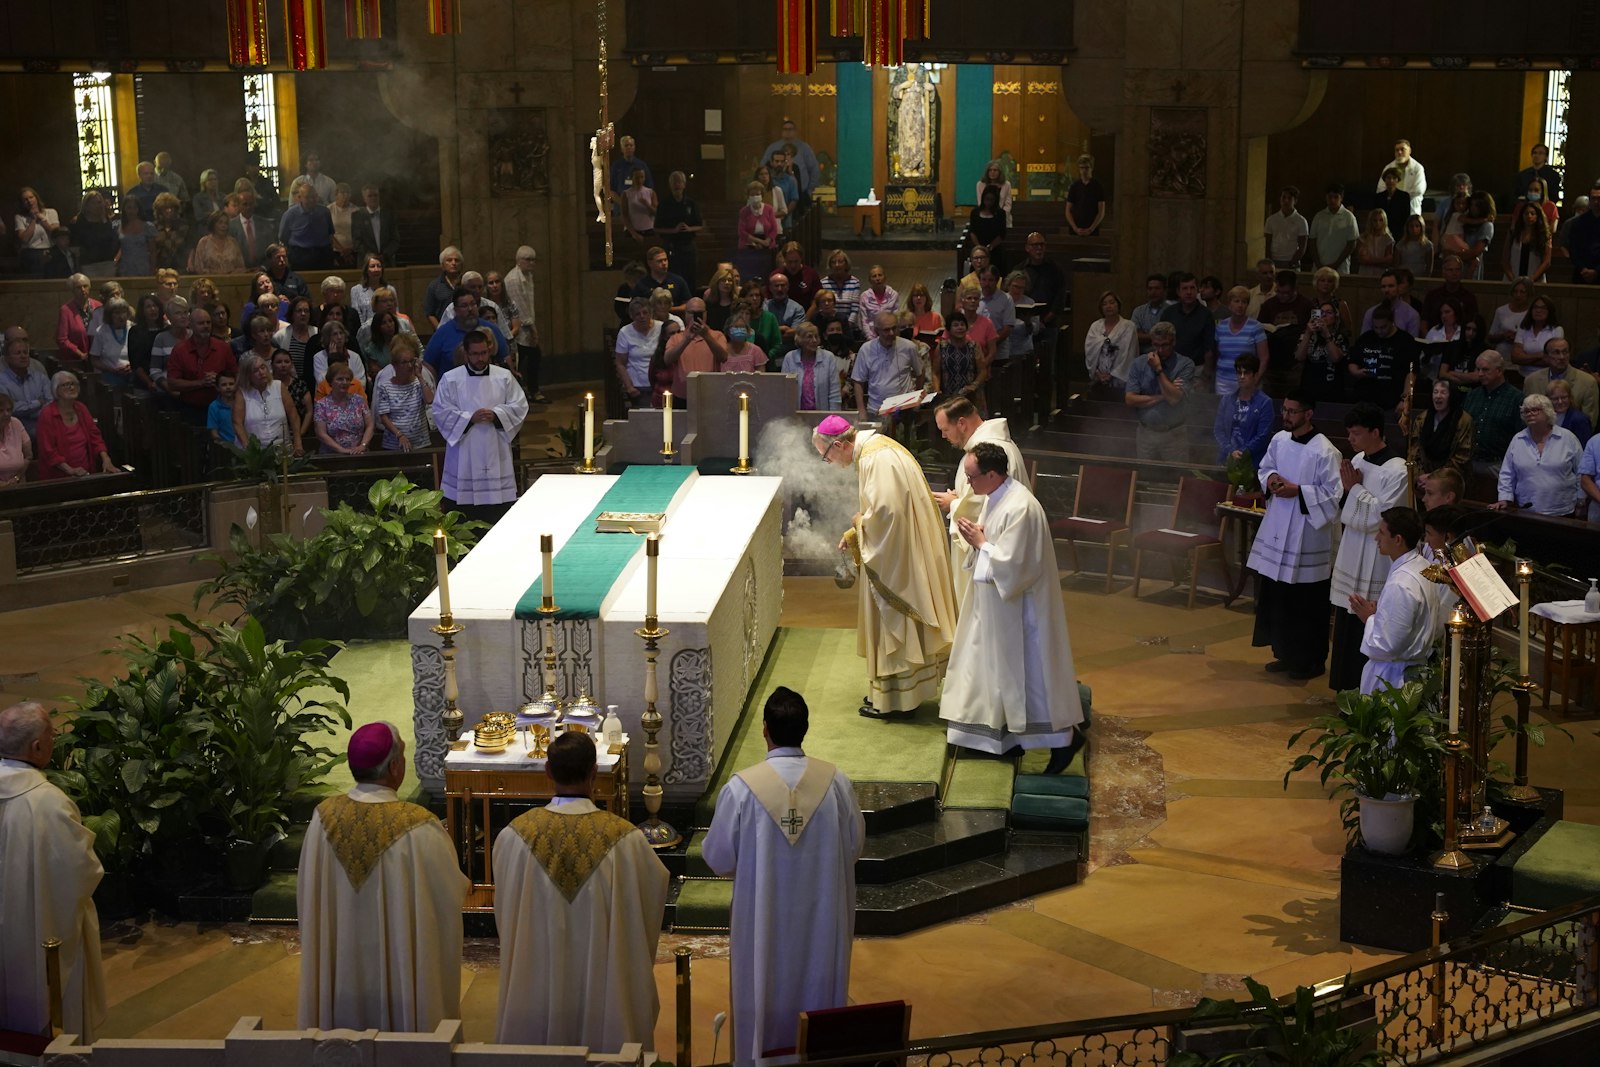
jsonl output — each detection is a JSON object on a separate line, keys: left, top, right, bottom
{"left": 1172, "top": 976, "right": 1392, "bottom": 1066}
{"left": 199, "top": 475, "right": 485, "bottom": 642}
{"left": 51, "top": 615, "right": 351, "bottom": 875}
{"left": 1284, "top": 676, "right": 1446, "bottom": 849}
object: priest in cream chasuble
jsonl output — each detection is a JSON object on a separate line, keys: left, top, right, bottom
{"left": 701, "top": 688, "right": 865, "bottom": 1061}
{"left": 493, "top": 733, "right": 669, "bottom": 1049}
{"left": 814, "top": 415, "right": 958, "bottom": 717}
{"left": 297, "top": 723, "right": 468, "bottom": 1031}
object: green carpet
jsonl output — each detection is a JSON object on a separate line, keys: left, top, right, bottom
{"left": 514, "top": 465, "right": 696, "bottom": 620}
{"left": 302, "top": 638, "right": 424, "bottom": 801}
{"left": 696, "top": 627, "right": 1016, "bottom": 821}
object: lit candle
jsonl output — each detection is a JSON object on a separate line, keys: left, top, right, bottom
{"left": 1518, "top": 559, "right": 1532, "bottom": 680}
{"left": 1448, "top": 609, "right": 1463, "bottom": 735}
{"left": 738, "top": 392, "right": 750, "bottom": 463}
{"left": 583, "top": 393, "right": 594, "bottom": 465}
{"left": 646, "top": 533, "right": 660, "bottom": 619}
{"left": 433, "top": 530, "right": 452, "bottom": 616}
{"left": 663, "top": 393, "right": 673, "bottom": 449}
{"left": 541, "top": 533, "right": 554, "bottom": 602}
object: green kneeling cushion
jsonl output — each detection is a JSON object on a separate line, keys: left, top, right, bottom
{"left": 1512, "top": 821, "right": 1600, "bottom": 911}
{"left": 1011, "top": 793, "right": 1090, "bottom": 830}
{"left": 1015, "top": 773, "right": 1088, "bottom": 799}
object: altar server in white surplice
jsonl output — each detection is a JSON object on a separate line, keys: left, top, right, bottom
{"left": 0, "top": 702, "right": 105, "bottom": 1044}
{"left": 1327, "top": 402, "right": 1413, "bottom": 692}
{"left": 493, "top": 732, "right": 668, "bottom": 1049}
{"left": 701, "top": 687, "right": 865, "bottom": 1061}
{"left": 431, "top": 326, "right": 528, "bottom": 521}
{"left": 931, "top": 397, "right": 1030, "bottom": 609}
{"left": 1351, "top": 507, "right": 1440, "bottom": 694}
{"left": 1249, "top": 389, "right": 1344, "bottom": 681}
{"left": 297, "top": 722, "right": 468, "bottom": 1032}
{"left": 941, "top": 444, "right": 1086, "bottom": 773}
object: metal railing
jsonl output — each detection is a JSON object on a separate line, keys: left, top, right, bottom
{"left": 7, "top": 484, "right": 209, "bottom": 575}
{"left": 736, "top": 897, "right": 1600, "bottom": 1067}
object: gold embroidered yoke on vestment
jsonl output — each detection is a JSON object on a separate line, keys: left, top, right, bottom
{"left": 316, "top": 795, "right": 440, "bottom": 891}
{"left": 507, "top": 807, "right": 638, "bottom": 902}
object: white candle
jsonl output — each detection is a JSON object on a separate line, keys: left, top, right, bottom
{"left": 646, "top": 533, "right": 659, "bottom": 619}
{"left": 1518, "top": 561, "right": 1531, "bottom": 679}
{"left": 663, "top": 393, "right": 673, "bottom": 449}
{"left": 1448, "top": 614, "right": 1462, "bottom": 735}
{"left": 541, "top": 533, "right": 554, "bottom": 602}
{"left": 583, "top": 393, "right": 594, "bottom": 465}
{"left": 433, "top": 530, "right": 452, "bottom": 616}
{"left": 739, "top": 392, "right": 750, "bottom": 462}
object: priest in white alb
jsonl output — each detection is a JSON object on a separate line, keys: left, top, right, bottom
{"left": 941, "top": 444, "right": 1086, "bottom": 773}
{"left": 1249, "top": 389, "right": 1344, "bottom": 680}
{"left": 1351, "top": 506, "right": 1440, "bottom": 694}
{"left": 1327, "top": 402, "right": 1412, "bottom": 691}
{"left": 0, "top": 701, "right": 105, "bottom": 1044}
{"left": 701, "top": 687, "right": 865, "bottom": 1061}
{"left": 493, "top": 732, "right": 668, "bottom": 1049}
{"left": 297, "top": 722, "right": 468, "bottom": 1032}
{"left": 431, "top": 326, "right": 529, "bottom": 524}
{"left": 814, "top": 414, "right": 959, "bottom": 719}
{"left": 931, "top": 396, "right": 1030, "bottom": 608}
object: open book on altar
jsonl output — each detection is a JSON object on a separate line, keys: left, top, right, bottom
{"left": 1449, "top": 553, "right": 1517, "bottom": 622}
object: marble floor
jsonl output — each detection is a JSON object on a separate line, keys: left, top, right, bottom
{"left": 5, "top": 565, "right": 1599, "bottom": 1057}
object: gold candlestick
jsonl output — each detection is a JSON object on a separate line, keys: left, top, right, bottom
{"left": 1504, "top": 679, "right": 1541, "bottom": 803}
{"left": 1431, "top": 735, "right": 1472, "bottom": 870}
{"left": 432, "top": 611, "right": 466, "bottom": 741}
{"left": 537, "top": 532, "right": 564, "bottom": 710}
{"left": 636, "top": 609, "right": 681, "bottom": 849}
{"left": 576, "top": 392, "right": 599, "bottom": 473}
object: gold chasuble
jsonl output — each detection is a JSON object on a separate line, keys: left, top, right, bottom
{"left": 506, "top": 806, "right": 639, "bottom": 901}
{"left": 734, "top": 759, "right": 839, "bottom": 844}
{"left": 847, "top": 432, "right": 959, "bottom": 711}
{"left": 315, "top": 794, "right": 439, "bottom": 889}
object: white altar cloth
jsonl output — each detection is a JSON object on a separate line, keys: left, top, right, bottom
{"left": 410, "top": 471, "right": 784, "bottom": 796}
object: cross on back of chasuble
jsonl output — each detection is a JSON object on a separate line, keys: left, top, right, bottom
{"left": 781, "top": 807, "right": 805, "bottom": 835}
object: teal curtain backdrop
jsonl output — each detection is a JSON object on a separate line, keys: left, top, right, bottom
{"left": 836, "top": 63, "right": 873, "bottom": 204}
{"left": 955, "top": 64, "right": 994, "bottom": 209}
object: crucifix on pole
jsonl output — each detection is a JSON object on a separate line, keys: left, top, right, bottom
{"left": 589, "top": 0, "right": 615, "bottom": 266}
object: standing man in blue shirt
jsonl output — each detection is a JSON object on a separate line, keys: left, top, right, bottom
{"left": 423, "top": 289, "right": 511, "bottom": 382}
{"left": 763, "top": 120, "right": 819, "bottom": 216}
{"left": 1125, "top": 322, "right": 1197, "bottom": 461}
{"left": 608, "top": 136, "right": 654, "bottom": 200}
{"left": 278, "top": 179, "right": 334, "bottom": 272}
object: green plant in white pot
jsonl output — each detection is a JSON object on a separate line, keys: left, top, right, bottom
{"left": 1284, "top": 679, "right": 1446, "bottom": 856}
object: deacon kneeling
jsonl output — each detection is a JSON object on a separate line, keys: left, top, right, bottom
{"left": 494, "top": 732, "right": 669, "bottom": 1049}
{"left": 940, "top": 444, "right": 1086, "bottom": 773}
{"left": 701, "top": 687, "right": 865, "bottom": 1061}
{"left": 0, "top": 701, "right": 105, "bottom": 1044}
{"left": 298, "top": 723, "right": 468, "bottom": 1032}
{"left": 1350, "top": 506, "right": 1440, "bottom": 694}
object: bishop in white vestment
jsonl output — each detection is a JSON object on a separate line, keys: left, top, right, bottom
{"left": 1249, "top": 391, "right": 1344, "bottom": 680}
{"left": 297, "top": 723, "right": 468, "bottom": 1032}
{"left": 493, "top": 732, "right": 669, "bottom": 1049}
{"left": 1353, "top": 507, "right": 1439, "bottom": 694}
{"left": 941, "top": 444, "right": 1084, "bottom": 768}
{"left": 432, "top": 327, "right": 528, "bottom": 519}
{"left": 1327, "top": 404, "right": 1412, "bottom": 691}
{"left": 701, "top": 687, "right": 865, "bottom": 1061}
{"left": 0, "top": 702, "right": 105, "bottom": 1044}
{"left": 932, "top": 397, "right": 1030, "bottom": 609}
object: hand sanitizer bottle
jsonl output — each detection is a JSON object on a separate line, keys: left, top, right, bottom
{"left": 603, "top": 705, "right": 623, "bottom": 745}
{"left": 868, "top": 186, "right": 877, "bottom": 203}
{"left": 1586, "top": 578, "right": 1599, "bottom": 615}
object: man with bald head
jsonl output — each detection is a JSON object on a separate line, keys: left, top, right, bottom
{"left": 852, "top": 310, "right": 923, "bottom": 421}
{"left": 0, "top": 701, "right": 105, "bottom": 1043}
{"left": 663, "top": 296, "right": 728, "bottom": 397}
{"left": 765, "top": 272, "right": 806, "bottom": 344}
{"left": 1463, "top": 351, "right": 1525, "bottom": 494}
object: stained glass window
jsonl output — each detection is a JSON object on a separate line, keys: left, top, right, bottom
{"left": 73, "top": 73, "right": 118, "bottom": 196}
{"left": 1543, "top": 70, "right": 1569, "bottom": 182}
{"left": 242, "top": 73, "right": 282, "bottom": 192}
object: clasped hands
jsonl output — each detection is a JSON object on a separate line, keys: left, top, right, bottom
{"left": 470, "top": 407, "right": 498, "bottom": 425}
{"left": 955, "top": 517, "right": 986, "bottom": 548}
{"left": 1264, "top": 473, "right": 1299, "bottom": 498}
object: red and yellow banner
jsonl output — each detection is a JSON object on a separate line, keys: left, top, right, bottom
{"left": 225, "top": 0, "right": 270, "bottom": 67}
{"left": 344, "top": 0, "right": 382, "bottom": 39}
{"left": 902, "top": 0, "right": 929, "bottom": 40}
{"left": 830, "top": 0, "right": 861, "bottom": 37}
{"left": 777, "top": 0, "right": 816, "bottom": 75}
{"left": 284, "top": 0, "right": 327, "bottom": 69}
{"left": 863, "top": 0, "right": 902, "bottom": 67}
{"left": 427, "top": 0, "right": 462, "bottom": 35}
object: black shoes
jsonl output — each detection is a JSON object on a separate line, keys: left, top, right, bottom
{"left": 1043, "top": 728, "right": 1089, "bottom": 775}
{"left": 858, "top": 696, "right": 914, "bottom": 721}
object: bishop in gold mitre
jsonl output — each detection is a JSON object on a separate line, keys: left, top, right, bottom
{"left": 297, "top": 722, "right": 468, "bottom": 1031}
{"left": 493, "top": 731, "right": 669, "bottom": 1049}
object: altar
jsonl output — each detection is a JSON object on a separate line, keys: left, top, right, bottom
{"left": 408, "top": 469, "right": 785, "bottom": 797}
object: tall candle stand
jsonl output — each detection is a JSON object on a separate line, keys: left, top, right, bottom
{"left": 432, "top": 611, "right": 466, "bottom": 742}
{"left": 1505, "top": 560, "right": 1540, "bottom": 803}
{"left": 1432, "top": 733, "right": 1473, "bottom": 870}
{"left": 636, "top": 611, "right": 682, "bottom": 848}
{"left": 536, "top": 595, "right": 565, "bottom": 713}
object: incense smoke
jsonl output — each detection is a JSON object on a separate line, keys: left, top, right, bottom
{"left": 753, "top": 418, "right": 857, "bottom": 564}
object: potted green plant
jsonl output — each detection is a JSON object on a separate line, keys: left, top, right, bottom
{"left": 1225, "top": 453, "right": 1262, "bottom": 507}
{"left": 1172, "top": 975, "right": 1391, "bottom": 1066}
{"left": 1284, "top": 678, "right": 1446, "bottom": 855}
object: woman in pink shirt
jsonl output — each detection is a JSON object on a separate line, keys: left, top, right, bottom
{"left": 55, "top": 273, "right": 101, "bottom": 362}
